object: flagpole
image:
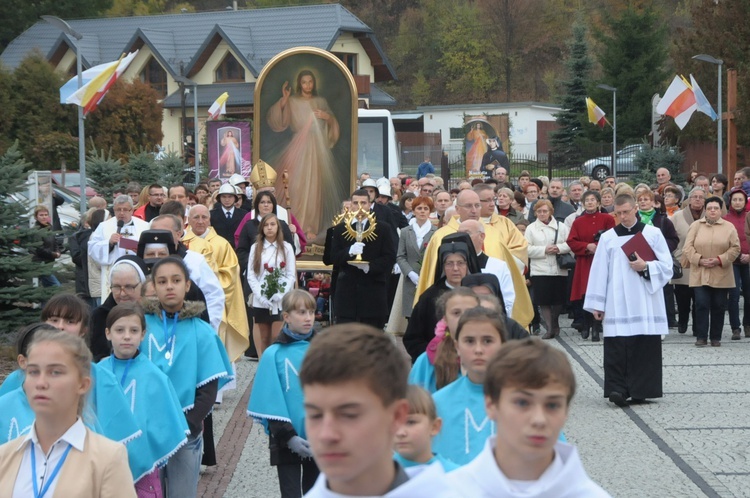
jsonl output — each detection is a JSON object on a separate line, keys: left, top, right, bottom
{"left": 597, "top": 84, "right": 617, "bottom": 179}
{"left": 42, "top": 16, "right": 87, "bottom": 215}
{"left": 193, "top": 83, "right": 200, "bottom": 185}
{"left": 693, "top": 54, "right": 724, "bottom": 174}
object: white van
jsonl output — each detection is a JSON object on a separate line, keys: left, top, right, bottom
{"left": 357, "top": 109, "right": 400, "bottom": 180}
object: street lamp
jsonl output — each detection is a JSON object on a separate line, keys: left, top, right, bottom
{"left": 597, "top": 84, "right": 617, "bottom": 179}
{"left": 692, "top": 54, "right": 724, "bottom": 174}
{"left": 41, "top": 15, "right": 87, "bottom": 215}
{"left": 174, "top": 75, "right": 200, "bottom": 185}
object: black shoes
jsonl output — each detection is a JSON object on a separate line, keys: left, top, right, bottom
{"left": 609, "top": 391, "right": 627, "bottom": 407}
{"left": 581, "top": 327, "right": 590, "bottom": 340}
{"left": 732, "top": 329, "right": 741, "bottom": 341}
{"left": 695, "top": 339, "right": 707, "bottom": 347}
{"left": 677, "top": 325, "right": 687, "bottom": 334}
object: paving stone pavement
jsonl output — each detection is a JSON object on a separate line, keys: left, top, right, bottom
{"left": 201, "top": 316, "right": 750, "bottom": 498}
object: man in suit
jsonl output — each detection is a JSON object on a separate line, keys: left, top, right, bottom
{"left": 210, "top": 183, "right": 248, "bottom": 249}
{"left": 361, "top": 178, "right": 399, "bottom": 251}
{"left": 330, "top": 189, "right": 396, "bottom": 329}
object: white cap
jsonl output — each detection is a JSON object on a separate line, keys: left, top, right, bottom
{"left": 218, "top": 183, "right": 239, "bottom": 199}
{"left": 362, "top": 178, "right": 378, "bottom": 188}
{"left": 229, "top": 173, "right": 248, "bottom": 187}
{"left": 378, "top": 184, "right": 392, "bottom": 198}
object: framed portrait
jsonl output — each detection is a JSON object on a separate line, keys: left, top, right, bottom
{"left": 254, "top": 46, "right": 357, "bottom": 241}
{"left": 464, "top": 115, "right": 510, "bottom": 177}
{"left": 207, "top": 121, "right": 252, "bottom": 181}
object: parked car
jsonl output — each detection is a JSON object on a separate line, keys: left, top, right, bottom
{"left": 50, "top": 171, "right": 99, "bottom": 198}
{"left": 581, "top": 144, "right": 648, "bottom": 181}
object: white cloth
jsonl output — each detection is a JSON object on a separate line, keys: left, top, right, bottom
{"left": 410, "top": 218, "right": 433, "bottom": 249}
{"left": 583, "top": 225, "right": 673, "bottom": 337}
{"left": 563, "top": 206, "right": 584, "bottom": 228}
{"left": 88, "top": 216, "right": 149, "bottom": 301}
{"left": 482, "top": 256, "right": 515, "bottom": 317}
{"left": 304, "top": 461, "right": 461, "bottom": 497}
{"left": 525, "top": 218, "right": 572, "bottom": 277}
{"left": 184, "top": 249, "right": 225, "bottom": 331}
{"left": 13, "top": 419, "right": 87, "bottom": 498}
{"left": 247, "top": 240, "right": 296, "bottom": 311}
{"left": 448, "top": 437, "right": 611, "bottom": 498}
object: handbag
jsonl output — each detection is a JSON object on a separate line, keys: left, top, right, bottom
{"left": 671, "top": 255, "right": 683, "bottom": 279}
{"left": 554, "top": 225, "right": 576, "bottom": 270}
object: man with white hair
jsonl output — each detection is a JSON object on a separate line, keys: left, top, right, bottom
{"left": 88, "top": 195, "right": 149, "bottom": 301}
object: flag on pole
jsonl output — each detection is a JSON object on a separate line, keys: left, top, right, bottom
{"left": 65, "top": 51, "right": 139, "bottom": 116}
{"left": 208, "top": 92, "right": 229, "bottom": 120}
{"left": 690, "top": 74, "right": 718, "bottom": 121}
{"left": 585, "top": 97, "right": 608, "bottom": 128}
{"left": 656, "top": 75, "right": 697, "bottom": 129}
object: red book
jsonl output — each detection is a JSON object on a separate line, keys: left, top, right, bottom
{"left": 621, "top": 231, "right": 656, "bottom": 261}
{"left": 119, "top": 237, "right": 138, "bottom": 251}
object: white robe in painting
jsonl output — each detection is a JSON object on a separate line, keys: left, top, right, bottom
{"left": 448, "top": 437, "right": 612, "bottom": 498}
{"left": 583, "top": 224, "right": 673, "bottom": 337}
{"left": 304, "top": 461, "right": 462, "bottom": 498}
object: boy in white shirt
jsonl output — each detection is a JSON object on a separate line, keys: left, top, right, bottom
{"left": 299, "top": 324, "right": 460, "bottom": 498}
{"left": 449, "top": 338, "right": 611, "bottom": 497}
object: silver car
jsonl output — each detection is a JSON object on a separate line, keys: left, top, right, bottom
{"left": 581, "top": 144, "right": 648, "bottom": 181}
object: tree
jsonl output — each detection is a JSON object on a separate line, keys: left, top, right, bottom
{"left": 593, "top": 6, "right": 669, "bottom": 143}
{"left": 86, "top": 80, "right": 164, "bottom": 160}
{"left": 0, "top": 65, "right": 14, "bottom": 153}
{"left": 549, "top": 19, "right": 593, "bottom": 169}
{"left": 86, "top": 148, "right": 127, "bottom": 201}
{"left": 27, "top": 132, "right": 78, "bottom": 172}
{"left": 126, "top": 150, "right": 160, "bottom": 186}
{"left": 0, "top": 143, "right": 57, "bottom": 334}
{"left": 630, "top": 143, "right": 685, "bottom": 187}
{"left": 158, "top": 151, "right": 189, "bottom": 186}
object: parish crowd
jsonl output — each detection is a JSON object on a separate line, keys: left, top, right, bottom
{"left": 4, "top": 157, "right": 745, "bottom": 498}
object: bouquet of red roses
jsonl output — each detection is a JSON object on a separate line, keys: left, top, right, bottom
{"left": 261, "top": 261, "right": 287, "bottom": 314}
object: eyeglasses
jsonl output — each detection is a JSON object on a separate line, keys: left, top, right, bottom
{"left": 111, "top": 284, "right": 140, "bottom": 293}
{"left": 458, "top": 203, "right": 482, "bottom": 210}
{"left": 444, "top": 261, "right": 467, "bottom": 269}
{"left": 479, "top": 198, "right": 495, "bottom": 203}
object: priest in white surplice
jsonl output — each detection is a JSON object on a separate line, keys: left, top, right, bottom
{"left": 584, "top": 194, "right": 673, "bottom": 407}
{"left": 88, "top": 195, "right": 149, "bottom": 301}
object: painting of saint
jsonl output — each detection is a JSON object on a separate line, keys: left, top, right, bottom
{"left": 218, "top": 127, "right": 242, "bottom": 178}
{"left": 465, "top": 122, "right": 489, "bottom": 174}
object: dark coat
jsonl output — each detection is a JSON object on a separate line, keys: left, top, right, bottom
{"left": 403, "top": 279, "right": 450, "bottom": 363}
{"left": 330, "top": 217, "right": 395, "bottom": 321}
{"left": 528, "top": 197, "right": 576, "bottom": 223}
{"left": 210, "top": 206, "right": 249, "bottom": 248}
{"left": 69, "top": 227, "right": 93, "bottom": 297}
{"left": 647, "top": 212, "right": 680, "bottom": 253}
{"left": 32, "top": 222, "right": 60, "bottom": 263}
{"left": 372, "top": 203, "right": 399, "bottom": 251}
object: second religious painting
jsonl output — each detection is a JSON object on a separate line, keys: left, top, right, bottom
{"left": 254, "top": 47, "right": 357, "bottom": 241}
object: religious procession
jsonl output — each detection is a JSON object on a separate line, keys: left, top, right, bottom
{"left": 1, "top": 2, "right": 748, "bottom": 498}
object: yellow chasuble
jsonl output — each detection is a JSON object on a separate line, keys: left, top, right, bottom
{"left": 181, "top": 231, "right": 218, "bottom": 273}
{"left": 415, "top": 216, "right": 533, "bottom": 326}
{"left": 484, "top": 213, "right": 529, "bottom": 267}
{"left": 184, "top": 227, "right": 250, "bottom": 361}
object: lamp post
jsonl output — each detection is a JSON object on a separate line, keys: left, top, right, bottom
{"left": 692, "top": 54, "right": 724, "bottom": 174}
{"left": 174, "top": 75, "right": 200, "bottom": 185}
{"left": 41, "top": 16, "right": 87, "bottom": 215}
{"left": 597, "top": 84, "right": 617, "bottom": 179}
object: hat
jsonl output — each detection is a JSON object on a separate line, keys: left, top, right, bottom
{"left": 434, "top": 232, "right": 481, "bottom": 282}
{"left": 461, "top": 273, "right": 506, "bottom": 313}
{"left": 376, "top": 177, "right": 390, "bottom": 189}
{"left": 218, "top": 182, "right": 239, "bottom": 200}
{"left": 529, "top": 178, "right": 543, "bottom": 190}
{"left": 377, "top": 184, "right": 392, "bottom": 198}
{"left": 110, "top": 255, "right": 149, "bottom": 281}
{"left": 229, "top": 173, "right": 249, "bottom": 187}
{"left": 249, "top": 160, "right": 277, "bottom": 190}
{"left": 137, "top": 230, "right": 177, "bottom": 260}
{"left": 362, "top": 178, "right": 378, "bottom": 189}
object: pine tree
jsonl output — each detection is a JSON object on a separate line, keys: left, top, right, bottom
{"left": 157, "top": 151, "right": 188, "bottom": 187}
{"left": 126, "top": 150, "right": 160, "bottom": 187}
{"left": 0, "top": 142, "right": 56, "bottom": 334}
{"left": 86, "top": 148, "right": 127, "bottom": 201}
{"left": 549, "top": 19, "right": 592, "bottom": 170}
{"left": 630, "top": 144, "right": 685, "bottom": 187}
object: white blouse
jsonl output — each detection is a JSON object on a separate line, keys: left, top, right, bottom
{"left": 247, "top": 239, "right": 296, "bottom": 309}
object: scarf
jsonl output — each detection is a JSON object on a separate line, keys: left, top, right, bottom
{"left": 410, "top": 217, "right": 432, "bottom": 248}
{"left": 639, "top": 209, "right": 656, "bottom": 226}
{"left": 281, "top": 324, "right": 314, "bottom": 341}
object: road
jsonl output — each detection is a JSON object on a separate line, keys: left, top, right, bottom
{"left": 200, "top": 317, "right": 750, "bottom": 498}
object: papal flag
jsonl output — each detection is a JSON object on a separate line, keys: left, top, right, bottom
{"left": 208, "top": 92, "right": 229, "bottom": 120}
{"left": 64, "top": 51, "right": 138, "bottom": 116}
{"left": 586, "top": 97, "right": 609, "bottom": 128}
{"left": 690, "top": 74, "right": 718, "bottom": 121}
{"left": 656, "top": 75, "right": 697, "bottom": 129}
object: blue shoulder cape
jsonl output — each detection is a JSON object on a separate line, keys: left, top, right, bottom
{"left": 409, "top": 352, "right": 438, "bottom": 394}
{"left": 0, "top": 369, "right": 23, "bottom": 397}
{"left": 143, "top": 313, "right": 233, "bottom": 412}
{"left": 99, "top": 353, "right": 189, "bottom": 481}
{"left": 432, "top": 376, "right": 494, "bottom": 466}
{"left": 247, "top": 341, "right": 309, "bottom": 438}
{"left": 0, "top": 364, "right": 143, "bottom": 449}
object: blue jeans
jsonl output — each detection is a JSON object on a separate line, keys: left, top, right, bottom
{"left": 728, "top": 264, "right": 750, "bottom": 329}
{"left": 39, "top": 274, "right": 61, "bottom": 287}
{"left": 693, "top": 286, "right": 729, "bottom": 341}
{"left": 165, "top": 431, "right": 203, "bottom": 498}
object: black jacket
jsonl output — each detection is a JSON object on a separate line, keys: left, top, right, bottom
{"left": 32, "top": 222, "right": 60, "bottom": 263}
{"left": 68, "top": 227, "right": 93, "bottom": 297}
{"left": 210, "top": 207, "right": 249, "bottom": 248}
{"left": 403, "top": 279, "right": 449, "bottom": 363}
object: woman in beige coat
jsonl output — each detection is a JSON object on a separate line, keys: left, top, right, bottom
{"left": 682, "top": 196, "right": 741, "bottom": 347}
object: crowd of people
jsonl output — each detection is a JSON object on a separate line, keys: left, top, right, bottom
{"left": 4, "top": 158, "right": 745, "bottom": 497}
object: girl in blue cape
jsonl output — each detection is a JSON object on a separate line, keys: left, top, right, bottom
{"left": 0, "top": 295, "right": 143, "bottom": 450}
{"left": 248, "top": 289, "right": 320, "bottom": 498}
{"left": 432, "top": 306, "right": 507, "bottom": 465}
{"left": 142, "top": 256, "right": 233, "bottom": 498}
{"left": 409, "top": 288, "right": 479, "bottom": 393}
{"left": 100, "top": 302, "right": 189, "bottom": 497}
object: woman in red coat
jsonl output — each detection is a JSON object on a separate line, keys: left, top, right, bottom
{"left": 567, "top": 191, "right": 616, "bottom": 341}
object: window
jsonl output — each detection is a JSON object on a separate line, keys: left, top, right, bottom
{"left": 450, "top": 128, "right": 464, "bottom": 140}
{"left": 140, "top": 57, "right": 167, "bottom": 98}
{"left": 215, "top": 53, "right": 245, "bottom": 82}
{"left": 334, "top": 53, "right": 357, "bottom": 75}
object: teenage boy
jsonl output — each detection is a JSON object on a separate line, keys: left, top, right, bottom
{"left": 449, "top": 338, "right": 611, "bottom": 497}
{"left": 300, "top": 324, "right": 460, "bottom": 497}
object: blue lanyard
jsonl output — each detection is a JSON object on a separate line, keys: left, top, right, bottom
{"left": 161, "top": 310, "right": 179, "bottom": 352}
{"left": 109, "top": 356, "right": 134, "bottom": 387}
{"left": 31, "top": 442, "right": 72, "bottom": 498}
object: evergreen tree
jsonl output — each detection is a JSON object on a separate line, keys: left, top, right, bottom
{"left": 630, "top": 143, "right": 685, "bottom": 187}
{"left": 549, "top": 19, "right": 592, "bottom": 169}
{"left": 86, "top": 148, "right": 127, "bottom": 201}
{"left": 0, "top": 142, "right": 56, "bottom": 334}
{"left": 126, "top": 150, "right": 160, "bottom": 187}
{"left": 157, "top": 151, "right": 189, "bottom": 187}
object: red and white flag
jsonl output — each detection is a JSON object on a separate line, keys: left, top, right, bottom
{"left": 656, "top": 75, "right": 697, "bottom": 129}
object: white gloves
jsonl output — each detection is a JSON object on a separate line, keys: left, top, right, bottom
{"left": 258, "top": 297, "right": 271, "bottom": 308}
{"left": 349, "top": 242, "right": 365, "bottom": 256}
{"left": 287, "top": 435, "right": 313, "bottom": 459}
{"left": 270, "top": 293, "right": 283, "bottom": 304}
{"left": 408, "top": 271, "right": 419, "bottom": 286}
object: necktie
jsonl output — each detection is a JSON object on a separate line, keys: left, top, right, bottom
{"left": 226, "top": 211, "right": 232, "bottom": 219}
